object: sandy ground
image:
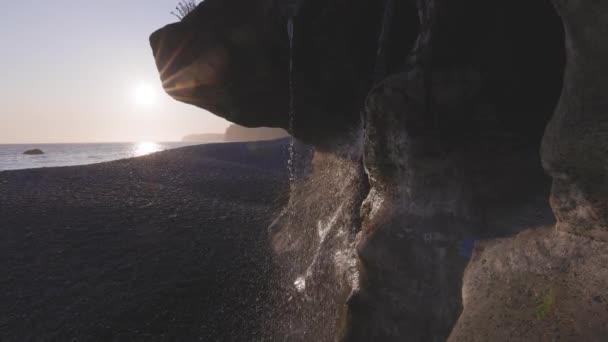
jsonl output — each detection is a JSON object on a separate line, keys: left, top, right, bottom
{"left": 0, "top": 140, "right": 290, "bottom": 341}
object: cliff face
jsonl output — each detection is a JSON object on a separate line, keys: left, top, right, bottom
{"left": 151, "top": 0, "right": 608, "bottom": 340}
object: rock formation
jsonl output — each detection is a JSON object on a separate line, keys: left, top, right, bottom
{"left": 150, "top": 0, "right": 418, "bottom": 149}
{"left": 23, "top": 149, "right": 44, "bottom": 155}
{"left": 450, "top": 1, "right": 608, "bottom": 340}
{"left": 151, "top": 0, "right": 607, "bottom": 340}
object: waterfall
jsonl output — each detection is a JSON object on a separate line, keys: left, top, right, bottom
{"left": 287, "top": 17, "right": 297, "bottom": 189}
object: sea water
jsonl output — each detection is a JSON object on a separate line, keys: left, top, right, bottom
{"left": 0, "top": 142, "right": 199, "bottom": 171}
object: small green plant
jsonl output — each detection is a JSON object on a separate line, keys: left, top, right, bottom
{"left": 171, "top": 0, "right": 198, "bottom": 20}
{"left": 535, "top": 288, "right": 556, "bottom": 320}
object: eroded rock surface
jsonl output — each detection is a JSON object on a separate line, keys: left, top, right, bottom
{"left": 449, "top": 227, "right": 608, "bottom": 341}
{"left": 451, "top": 1, "right": 608, "bottom": 340}
{"left": 150, "top": 0, "right": 607, "bottom": 340}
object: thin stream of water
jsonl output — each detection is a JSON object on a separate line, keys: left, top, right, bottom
{"left": 286, "top": 16, "right": 303, "bottom": 294}
{"left": 287, "top": 17, "right": 296, "bottom": 189}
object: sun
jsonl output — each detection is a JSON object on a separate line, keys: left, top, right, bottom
{"left": 134, "top": 83, "right": 157, "bottom": 106}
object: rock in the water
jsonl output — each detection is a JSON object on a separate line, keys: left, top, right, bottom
{"left": 23, "top": 149, "right": 44, "bottom": 155}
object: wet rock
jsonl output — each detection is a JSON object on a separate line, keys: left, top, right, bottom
{"left": 346, "top": 0, "right": 564, "bottom": 340}
{"left": 267, "top": 148, "right": 368, "bottom": 341}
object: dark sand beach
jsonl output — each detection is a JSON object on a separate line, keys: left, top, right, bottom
{"left": 0, "top": 140, "right": 290, "bottom": 341}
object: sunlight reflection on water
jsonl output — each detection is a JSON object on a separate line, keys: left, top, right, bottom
{"left": 0, "top": 142, "right": 197, "bottom": 171}
{"left": 133, "top": 142, "right": 163, "bottom": 157}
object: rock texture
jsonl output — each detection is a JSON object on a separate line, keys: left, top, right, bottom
{"left": 351, "top": 71, "right": 556, "bottom": 341}
{"left": 449, "top": 227, "right": 608, "bottom": 341}
{"left": 151, "top": 0, "right": 607, "bottom": 341}
{"left": 150, "top": 0, "right": 418, "bottom": 148}
{"left": 450, "top": 1, "right": 608, "bottom": 340}
{"left": 542, "top": 0, "right": 608, "bottom": 242}
{"left": 267, "top": 147, "right": 368, "bottom": 341}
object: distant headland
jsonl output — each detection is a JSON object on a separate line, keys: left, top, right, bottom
{"left": 183, "top": 124, "right": 288, "bottom": 143}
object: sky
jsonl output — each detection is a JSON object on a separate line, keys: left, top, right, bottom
{"left": 0, "top": 0, "right": 230, "bottom": 144}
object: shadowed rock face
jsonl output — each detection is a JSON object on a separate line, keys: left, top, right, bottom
{"left": 541, "top": 0, "right": 608, "bottom": 242}
{"left": 150, "top": 0, "right": 564, "bottom": 151}
{"left": 450, "top": 1, "right": 608, "bottom": 340}
{"left": 350, "top": 1, "right": 565, "bottom": 340}
{"left": 150, "top": 0, "right": 418, "bottom": 148}
{"left": 150, "top": 0, "right": 608, "bottom": 340}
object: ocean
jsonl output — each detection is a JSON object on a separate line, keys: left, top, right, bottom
{"left": 0, "top": 142, "right": 200, "bottom": 171}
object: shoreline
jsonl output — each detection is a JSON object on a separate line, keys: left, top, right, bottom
{"left": 1, "top": 140, "right": 290, "bottom": 341}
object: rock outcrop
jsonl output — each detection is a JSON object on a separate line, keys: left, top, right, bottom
{"left": 151, "top": 0, "right": 607, "bottom": 340}
{"left": 450, "top": 1, "right": 608, "bottom": 340}
{"left": 150, "top": 0, "right": 418, "bottom": 148}
{"left": 23, "top": 149, "right": 44, "bottom": 155}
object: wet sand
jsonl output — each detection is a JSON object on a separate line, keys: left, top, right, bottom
{"left": 0, "top": 140, "right": 290, "bottom": 341}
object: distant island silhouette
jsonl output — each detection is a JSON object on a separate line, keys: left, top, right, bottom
{"left": 183, "top": 124, "right": 288, "bottom": 143}
{"left": 23, "top": 149, "right": 44, "bottom": 155}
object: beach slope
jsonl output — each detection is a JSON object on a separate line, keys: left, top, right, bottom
{"left": 0, "top": 140, "right": 289, "bottom": 341}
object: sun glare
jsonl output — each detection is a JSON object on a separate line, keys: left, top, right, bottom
{"left": 134, "top": 142, "right": 163, "bottom": 157}
{"left": 134, "top": 83, "right": 157, "bottom": 106}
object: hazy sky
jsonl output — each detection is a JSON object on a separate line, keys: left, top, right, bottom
{"left": 0, "top": 0, "right": 230, "bottom": 144}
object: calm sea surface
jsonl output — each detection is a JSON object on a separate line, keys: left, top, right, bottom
{"left": 0, "top": 142, "right": 200, "bottom": 171}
